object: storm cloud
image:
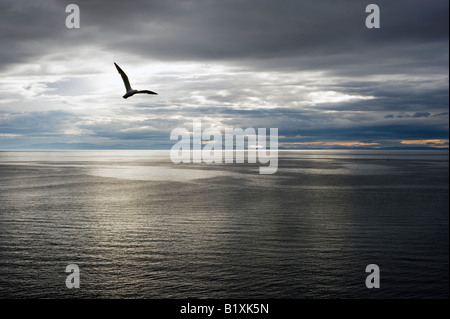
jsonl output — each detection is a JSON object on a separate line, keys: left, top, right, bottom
{"left": 0, "top": 0, "right": 448, "bottom": 149}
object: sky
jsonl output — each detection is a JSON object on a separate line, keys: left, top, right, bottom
{"left": 0, "top": 0, "right": 448, "bottom": 150}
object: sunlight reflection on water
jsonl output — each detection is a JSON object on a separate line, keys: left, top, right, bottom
{"left": 89, "top": 165, "right": 231, "bottom": 181}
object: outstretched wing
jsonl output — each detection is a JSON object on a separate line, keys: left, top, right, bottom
{"left": 139, "top": 90, "right": 158, "bottom": 95}
{"left": 114, "top": 63, "right": 132, "bottom": 92}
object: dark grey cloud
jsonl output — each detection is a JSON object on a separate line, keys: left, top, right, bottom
{"left": 413, "top": 112, "right": 431, "bottom": 118}
{"left": 102, "top": 0, "right": 446, "bottom": 58}
{"left": 0, "top": 110, "right": 81, "bottom": 134}
{"left": 1, "top": 0, "right": 448, "bottom": 70}
{"left": 95, "top": 0, "right": 447, "bottom": 81}
{"left": 0, "top": 0, "right": 65, "bottom": 71}
{"left": 281, "top": 122, "right": 449, "bottom": 143}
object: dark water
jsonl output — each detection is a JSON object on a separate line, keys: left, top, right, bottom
{"left": 0, "top": 150, "right": 448, "bottom": 299}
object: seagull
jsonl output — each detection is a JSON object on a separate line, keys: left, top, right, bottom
{"left": 114, "top": 62, "right": 158, "bottom": 99}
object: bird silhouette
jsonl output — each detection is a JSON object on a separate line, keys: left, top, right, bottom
{"left": 114, "top": 62, "right": 158, "bottom": 99}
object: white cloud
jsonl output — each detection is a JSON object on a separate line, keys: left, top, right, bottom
{"left": 307, "top": 91, "right": 375, "bottom": 105}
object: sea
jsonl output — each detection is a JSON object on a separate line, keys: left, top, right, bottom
{"left": 0, "top": 150, "right": 448, "bottom": 299}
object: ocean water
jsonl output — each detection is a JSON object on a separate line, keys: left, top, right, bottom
{"left": 0, "top": 150, "right": 448, "bottom": 299}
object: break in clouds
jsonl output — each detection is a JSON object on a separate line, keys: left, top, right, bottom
{"left": 0, "top": 0, "right": 448, "bottom": 149}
